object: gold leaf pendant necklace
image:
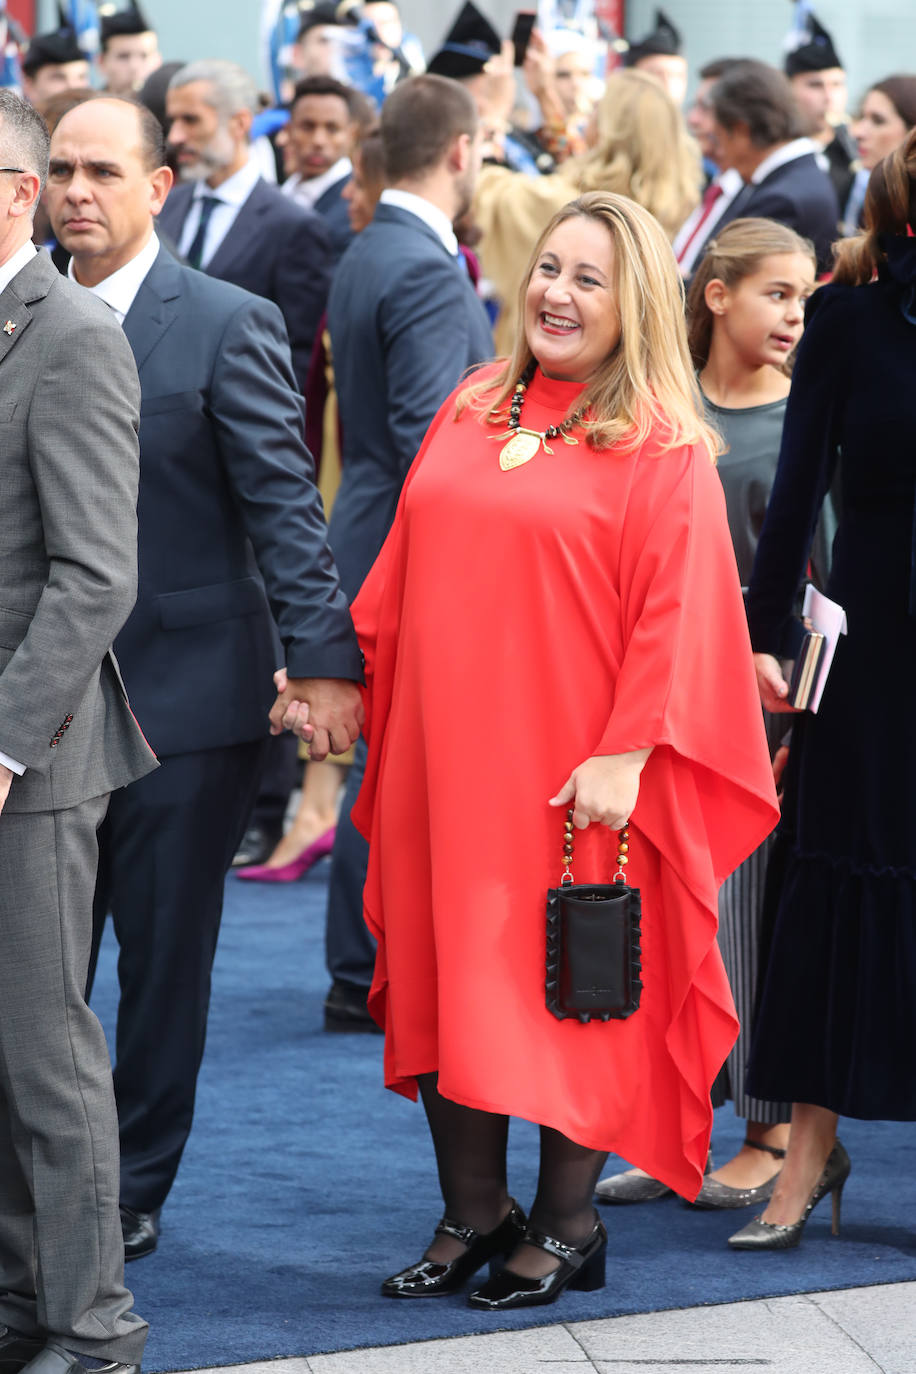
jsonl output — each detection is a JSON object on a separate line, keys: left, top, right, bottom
{"left": 494, "top": 362, "right": 584, "bottom": 472}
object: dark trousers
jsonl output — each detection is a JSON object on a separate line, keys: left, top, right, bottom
{"left": 90, "top": 738, "right": 267, "bottom": 1213}
{"left": 324, "top": 735, "right": 376, "bottom": 990}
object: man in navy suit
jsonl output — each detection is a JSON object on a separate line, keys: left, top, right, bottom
{"left": 312, "top": 73, "right": 493, "bottom": 1030}
{"left": 45, "top": 95, "right": 364, "bottom": 1262}
{"left": 158, "top": 59, "right": 331, "bottom": 393}
{"left": 708, "top": 59, "right": 840, "bottom": 275}
{"left": 281, "top": 75, "right": 361, "bottom": 263}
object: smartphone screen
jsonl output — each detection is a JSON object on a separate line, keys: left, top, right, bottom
{"left": 511, "top": 11, "right": 536, "bottom": 67}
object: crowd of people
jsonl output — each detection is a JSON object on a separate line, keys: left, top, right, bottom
{"left": 0, "top": 0, "right": 914, "bottom": 1368}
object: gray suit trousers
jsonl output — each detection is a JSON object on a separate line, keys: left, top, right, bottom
{"left": 0, "top": 795, "right": 147, "bottom": 1363}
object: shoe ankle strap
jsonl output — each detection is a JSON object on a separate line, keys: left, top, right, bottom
{"left": 743, "top": 1137, "right": 787, "bottom": 1160}
{"left": 435, "top": 1217, "right": 479, "bottom": 1246}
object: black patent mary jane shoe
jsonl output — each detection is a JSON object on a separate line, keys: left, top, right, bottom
{"left": 468, "top": 1218, "right": 607, "bottom": 1310}
{"left": 381, "top": 1201, "right": 527, "bottom": 1298}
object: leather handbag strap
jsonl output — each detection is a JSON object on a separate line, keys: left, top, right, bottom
{"left": 560, "top": 807, "right": 631, "bottom": 887}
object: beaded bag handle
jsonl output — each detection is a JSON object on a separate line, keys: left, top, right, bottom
{"left": 560, "top": 807, "right": 630, "bottom": 887}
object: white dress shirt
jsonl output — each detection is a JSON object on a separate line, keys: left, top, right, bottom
{"left": 282, "top": 157, "right": 351, "bottom": 211}
{"left": 750, "top": 137, "right": 820, "bottom": 185}
{"left": 177, "top": 155, "right": 262, "bottom": 269}
{"left": 67, "top": 230, "right": 161, "bottom": 324}
{"left": 0, "top": 239, "right": 38, "bottom": 777}
{"left": 672, "top": 167, "right": 744, "bottom": 277}
{"left": 378, "top": 187, "right": 459, "bottom": 257}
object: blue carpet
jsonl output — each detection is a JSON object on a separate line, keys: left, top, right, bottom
{"left": 90, "top": 864, "right": 916, "bottom": 1371}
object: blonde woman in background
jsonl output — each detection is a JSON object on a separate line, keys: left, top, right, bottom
{"left": 474, "top": 69, "right": 701, "bottom": 352}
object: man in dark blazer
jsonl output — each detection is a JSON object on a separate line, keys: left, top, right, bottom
{"left": 158, "top": 58, "right": 331, "bottom": 393}
{"left": 0, "top": 91, "right": 153, "bottom": 1374}
{"left": 281, "top": 74, "right": 361, "bottom": 263}
{"left": 708, "top": 59, "right": 840, "bottom": 275}
{"left": 46, "top": 95, "right": 364, "bottom": 1262}
{"left": 314, "top": 73, "right": 493, "bottom": 1029}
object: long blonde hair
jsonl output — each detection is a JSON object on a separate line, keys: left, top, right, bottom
{"left": 457, "top": 191, "right": 720, "bottom": 460}
{"left": 568, "top": 70, "right": 701, "bottom": 237}
{"left": 687, "top": 218, "right": 816, "bottom": 374}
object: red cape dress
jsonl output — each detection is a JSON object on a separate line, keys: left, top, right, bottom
{"left": 351, "top": 367, "right": 778, "bottom": 1199}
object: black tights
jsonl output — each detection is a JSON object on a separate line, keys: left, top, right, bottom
{"left": 417, "top": 1073, "right": 607, "bottom": 1275}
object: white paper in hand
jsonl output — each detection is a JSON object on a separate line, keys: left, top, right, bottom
{"left": 802, "top": 585, "right": 847, "bottom": 713}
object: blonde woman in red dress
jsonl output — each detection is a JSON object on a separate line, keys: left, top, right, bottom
{"left": 284, "top": 191, "right": 779, "bottom": 1310}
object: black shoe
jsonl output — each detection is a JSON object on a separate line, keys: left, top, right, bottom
{"left": 19, "top": 1346, "right": 140, "bottom": 1374}
{"left": 728, "top": 1141, "right": 851, "bottom": 1251}
{"left": 323, "top": 980, "right": 382, "bottom": 1033}
{"left": 0, "top": 1328, "right": 45, "bottom": 1374}
{"left": 120, "top": 1205, "right": 160, "bottom": 1261}
{"left": 231, "top": 823, "right": 281, "bottom": 869}
{"left": 468, "top": 1217, "right": 608, "bottom": 1310}
{"left": 381, "top": 1201, "right": 528, "bottom": 1298}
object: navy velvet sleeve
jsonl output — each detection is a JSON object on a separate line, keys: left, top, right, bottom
{"left": 745, "top": 285, "right": 851, "bottom": 654}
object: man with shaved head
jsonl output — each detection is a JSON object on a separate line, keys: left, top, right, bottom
{"left": 46, "top": 96, "right": 363, "bottom": 1262}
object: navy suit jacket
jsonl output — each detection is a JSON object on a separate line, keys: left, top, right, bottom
{"left": 718, "top": 151, "right": 840, "bottom": 275}
{"left": 158, "top": 175, "right": 332, "bottom": 392}
{"left": 326, "top": 202, "right": 494, "bottom": 601}
{"left": 314, "top": 173, "right": 355, "bottom": 263}
{"left": 115, "top": 245, "right": 361, "bottom": 759}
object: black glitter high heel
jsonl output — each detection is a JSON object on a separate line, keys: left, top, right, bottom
{"left": 728, "top": 1141, "right": 850, "bottom": 1250}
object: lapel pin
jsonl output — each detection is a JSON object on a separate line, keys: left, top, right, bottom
{"left": 3, "top": 320, "right": 15, "bottom": 335}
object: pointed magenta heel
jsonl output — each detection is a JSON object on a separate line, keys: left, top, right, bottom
{"left": 235, "top": 826, "right": 336, "bottom": 882}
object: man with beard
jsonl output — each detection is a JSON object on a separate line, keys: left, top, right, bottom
{"left": 158, "top": 59, "right": 330, "bottom": 393}
{"left": 315, "top": 73, "right": 493, "bottom": 1031}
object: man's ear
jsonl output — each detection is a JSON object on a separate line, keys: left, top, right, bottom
{"left": 149, "top": 165, "right": 173, "bottom": 215}
{"left": 448, "top": 131, "right": 471, "bottom": 175}
{"left": 9, "top": 171, "right": 41, "bottom": 221}
{"left": 231, "top": 106, "right": 254, "bottom": 144}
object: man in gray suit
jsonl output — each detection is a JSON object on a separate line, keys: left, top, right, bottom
{"left": 0, "top": 92, "right": 154, "bottom": 1374}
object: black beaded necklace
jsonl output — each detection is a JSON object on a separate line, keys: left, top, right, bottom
{"left": 496, "top": 361, "right": 585, "bottom": 471}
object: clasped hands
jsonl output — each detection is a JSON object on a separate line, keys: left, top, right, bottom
{"left": 269, "top": 668, "right": 363, "bottom": 761}
{"left": 549, "top": 749, "right": 652, "bottom": 830}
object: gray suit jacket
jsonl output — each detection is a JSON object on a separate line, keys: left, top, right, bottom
{"left": 0, "top": 250, "right": 157, "bottom": 812}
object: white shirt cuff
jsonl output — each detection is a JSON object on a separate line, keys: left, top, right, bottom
{"left": 0, "top": 750, "right": 26, "bottom": 775}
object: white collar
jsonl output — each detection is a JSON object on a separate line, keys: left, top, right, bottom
{"left": 751, "top": 138, "right": 819, "bottom": 185}
{"left": 191, "top": 155, "right": 262, "bottom": 208}
{"left": 379, "top": 188, "right": 458, "bottom": 256}
{"left": 68, "top": 231, "right": 160, "bottom": 324}
{"left": 0, "top": 239, "right": 37, "bottom": 295}
{"left": 283, "top": 158, "right": 351, "bottom": 208}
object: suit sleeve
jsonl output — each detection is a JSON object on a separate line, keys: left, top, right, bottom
{"left": 208, "top": 293, "right": 363, "bottom": 681}
{"left": 745, "top": 287, "right": 848, "bottom": 655}
{"left": 273, "top": 210, "right": 333, "bottom": 393}
{"left": 0, "top": 311, "right": 142, "bottom": 770}
{"left": 380, "top": 257, "right": 492, "bottom": 479}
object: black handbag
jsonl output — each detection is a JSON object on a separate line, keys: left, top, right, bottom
{"left": 545, "top": 808, "right": 642, "bottom": 1023}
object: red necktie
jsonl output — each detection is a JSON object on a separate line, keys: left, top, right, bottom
{"left": 676, "top": 181, "right": 724, "bottom": 266}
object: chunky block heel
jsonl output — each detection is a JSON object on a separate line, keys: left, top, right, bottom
{"left": 381, "top": 1201, "right": 527, "bottom": 1297}
{"left": 468, "top": 1217, "right": 608, "bottom": 1310}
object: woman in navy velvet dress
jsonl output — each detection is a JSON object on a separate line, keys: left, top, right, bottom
{"left": 730, "top": 131, "right": 916, "bottom": 1251}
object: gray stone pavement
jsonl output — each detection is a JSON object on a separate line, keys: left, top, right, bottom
{"left": 182, "top": 1281, "right": 915, "bottom": 1374}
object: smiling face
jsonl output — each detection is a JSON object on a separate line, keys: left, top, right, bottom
{"left": 853, "top": 88, "right": 910, "bottom": 170}
{"left": 524, "top": 215, "right": 620, "bottom": 383}
{"left": 708, "top": 252, "right": 814, "bottom": 372}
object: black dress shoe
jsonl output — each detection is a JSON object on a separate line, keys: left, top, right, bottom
{"left": 468, "top": 1217, "right": 608, "bottom": 1310}
{"left": 323, "top": 979, "right": 382, "bottom": 1033}
{"left": 231, "top": 823, "right": 281, "bottom": 869}
{"left": 0, "top": 1327, "right": 44, "bottom": 1374}
{"left": 120, "top": 1205, "right": 159, "bottom": 1261}
{"left": 381, "top": 1201, "right": 527, "bottom": 1297}
{"left": 20, "top": 1345, "right": 139, "bottom": 1374}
